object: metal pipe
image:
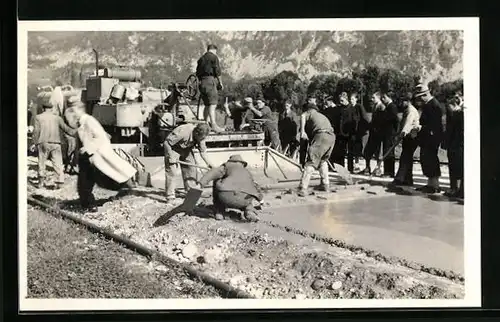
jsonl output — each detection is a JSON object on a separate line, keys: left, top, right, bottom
{"left": 28, "top": 196, "right": 255, "bottom": 299}
{"left": 92, "top": 49, "right": 99, "bottom": 76}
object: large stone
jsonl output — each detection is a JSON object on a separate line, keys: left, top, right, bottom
{"left": 181, "top": 244, "right": 198, "bottom": 260}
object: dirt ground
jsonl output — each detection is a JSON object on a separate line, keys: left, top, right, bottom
{"left": 27, "top": 207, "right": 221, "bottom": 298}
{"left": 26, "top": 163, "right": 464, "bottom": 300}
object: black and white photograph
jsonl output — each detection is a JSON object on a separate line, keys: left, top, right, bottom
{"left": 18, "top": 18, "right": 480, "bottom": 311}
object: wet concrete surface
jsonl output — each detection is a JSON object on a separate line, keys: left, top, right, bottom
{"left": 260, "top": 194, "right": 464, "bottom": 274}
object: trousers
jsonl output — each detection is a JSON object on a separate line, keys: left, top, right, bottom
{"left": 419, "top": 134, "right": 442, "bottom": 178}
{"left": 330, "top": 135, "right": 356, "bottom": 172}
{"left": 212, "top": 180, "right": 256, "bottom": 212}
{"left": 77, "top": 153, "right": 124, "bottom": 207}
{"left": 394, "top": 136, "right": 419, "bottom": 184}
{"left": 363, "top": 131, "right": 396, "bottom": 176}
{"left": 37, "top": 143, "right": 65, "bottom": 183}
{"left": 164, "top": 145, "right": 198, "bottom": 198}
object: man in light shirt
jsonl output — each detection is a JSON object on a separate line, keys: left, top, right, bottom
{"left": 391, "top": 92, "right": 422, "bottom": 187}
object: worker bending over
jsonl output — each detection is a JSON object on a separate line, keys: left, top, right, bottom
{"left": 71, "top": 102, "right": 138, "bottom": 212}
{"left": 32, "top": 101, "right": 78, "bottom": 189}
{"left": 198, "top": 155, "right": 263, "bottom": 222}
{"left": 164, "top": 123, "right": 214, "bottom": 202}
{"left": 298, "top": 99, "right": 336, "bottom": 197}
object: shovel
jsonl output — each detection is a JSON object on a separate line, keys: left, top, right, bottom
{"left": 152, "top": 161, "right": 211, "bottom": 227}
{"left": 327, "top": 160, "right": 354, "bottom": 185}
{"left": 370, "top": 134, "right": 404, "bottom": 179}
{"left": 153, "top": 187, "right": 204, "bottom": 227}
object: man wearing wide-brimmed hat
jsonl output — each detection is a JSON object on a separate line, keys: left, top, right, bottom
{"left": 391, "top": 92, "right": 421, "bottom": 187}
{"left": 198, "top": 154, "right": 263, "bottom": 222}
{"left": 413, "top": 84, "right": 447, "bottom": 193}
{"left": 297, "top": 99, "right": 336, "bottom": 197}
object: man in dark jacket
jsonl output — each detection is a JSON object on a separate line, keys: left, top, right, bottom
{"left": 414, "top": 84, "right": 447, "bottom": 193}
{"left": 196, "top": 44, "right": 224, "bottom": 133}
{"left": 198, "top": 155, "right": 263, "bottom": 222}
{"left": 330, "top": 92, "right": 359, "bottom": 172}
{"left": 360, "top": 91, "right": 399, "bottom": 177}
{"left": 278, "top": 100, "right": 300, "bottom": 156}
{"left": 32, "top": 102, "right": 78, "bottom": 189}
{"left": 223, "top": 97, "right": 247, "bottom": 131}
{"left": 442, "top": 92, "right": 464, "bottom": 198}
{"left": 351, "top": 93, "right": 368, "bottom": 172}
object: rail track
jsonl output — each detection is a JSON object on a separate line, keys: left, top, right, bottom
{"left": 28, "top": 195, "right": 255, "bottom": 299}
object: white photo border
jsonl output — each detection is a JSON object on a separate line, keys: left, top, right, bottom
{"left": 17, "top": 17, "right": 481, "bottom": 311}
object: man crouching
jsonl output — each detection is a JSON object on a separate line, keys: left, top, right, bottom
{"left": 197, "top": 155, "right": 263, "bottom": 222}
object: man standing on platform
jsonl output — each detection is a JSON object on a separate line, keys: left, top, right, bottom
{"left": 196, "top": 44, "right": 224, "bottom": 133}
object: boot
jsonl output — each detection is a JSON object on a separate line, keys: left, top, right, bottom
{"left": 318, "top": 162, "right": 330, "bottom": 192}
{"left": 298, "top": 165, "right": 314, "bottom": 197}
{"left": 244, "top": 210, "right": 259, "bottom": 222}
{"left": 165, "top": 174, "right": 176, "bottom": 201}
{"left": 209, "top": 106, "right": 224, "bottom": 133}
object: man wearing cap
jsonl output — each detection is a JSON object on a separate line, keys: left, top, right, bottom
{"left": 198, "top": 155, "right": 263, "bottom": 222}
{"left": 414, "top": 84, "right": 447, "bottom": 193}
{"left": 297, "top": 100, "right": 336, "bottom": 196}
{"left": 360, "top": 91, "right": 399, "bottom": 177}
{"left": 196, "top": 44, "right": 224, "bottom": 133}
{"left": 241, "top": 97, "right": 280, "bottom": 149}
{"left": 391, "top": 92, "right": 421, "bottom": 187}
{"left": 442, "top": 91, "right": 464, "bottom": 198}
{"left": 223, "top": 97, "right": 247, "bottom": 131}
{"left": 164, "top": 123, "right": 215, "bottom": 202}
{"left": 72, "top": 102, "right": 138, "bottom": 212}
{"left": 32, "top": 101, "right": 78, "bottom": 189}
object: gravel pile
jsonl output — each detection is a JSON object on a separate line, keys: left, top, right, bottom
{"left": 27, "top": 208, "right": 221, "bottom": 299}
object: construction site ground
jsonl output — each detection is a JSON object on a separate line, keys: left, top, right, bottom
{"left": 26, "top": 157, "right": 464, "bottom": 300}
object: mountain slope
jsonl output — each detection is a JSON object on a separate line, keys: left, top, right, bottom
{"left": 28, "top": 30, "right": 463, "bottom": 84}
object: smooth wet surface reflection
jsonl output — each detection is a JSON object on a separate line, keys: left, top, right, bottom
{"left": 262, "top": 195, "right": 464, "bottom": 274}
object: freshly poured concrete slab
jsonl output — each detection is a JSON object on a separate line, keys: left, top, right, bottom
{"left": 261, "top": 194, "right": 464, "bottom": 274}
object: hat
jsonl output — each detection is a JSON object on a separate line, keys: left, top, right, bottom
{"left": 67, "top": 95, "right": 83, "bottom": 108}
{"left": 255, "top": 96, "right": 264, "bottom": 102}
{"left": 401, "top": 92, "right": 413, "bottom": 102}
{"left": 304, "top": 102, "right": 319, "bottom": 111}
{"left": 414, "top": 84, "right": 430, "bottom": 97}
{"left": 339, "top": 92, "right": 348, "bottom": 100}
{"left": 41, "top": 101, "right": 53, "bottom": 108}
{"left": 325, "top": 96, "right": 335, "bottom": 102}
{"left": 244, "top": 97, "right": 253, "bottom": 104}
{"left": 207, "top": 44, "right": 218, "bottom": 51}
{"left": 227, "top": 154, "right": 248, "bottom": 167}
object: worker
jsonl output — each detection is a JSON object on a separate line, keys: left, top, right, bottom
{"left": 241, "top": 97, "right": 281, "bottom": 149}
{"left": 297, "top": 99, "right": 336, "bottom": 197}
{"left": 391, "top": 92, "right": 421, "bottom": 187}
{"left": 32, "top": 101, "right": 78, "bottom": 189}
{"left": 196, "top": 44, "right": 224, "bottom": 133}
{"left": 164, "top": 123, "right": 215, "bottom": 202}
{"left": 71, "top": 102, "right": 138, "bottom": 212}
{"left": 62, "top": 96, "right": 80, "bottom": 174}
{"left": 414, "top": 84, "right": 447, "bottom": 193}
{"left": 330, "top": 92, "right": 359, "bottom": 173}
{"left": 442, "top": 91, "right": 464, "bottom": 198}
{"left": 278, "top": 100, "right": 300, "bottom": 156}
{"left": 350, "top": 93, "right": 367, "bottom": 172}
{"left": 360, "top": 91, "right": 399, "bottom": 177}
{"left": 197, "top": 154, "right": 263, "bottom": 222}
{"left": 49, "top": 81, "right": 65, "bottom": 116}
{"left": 223, "top": 97, "right": 246, "bottom": 131}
